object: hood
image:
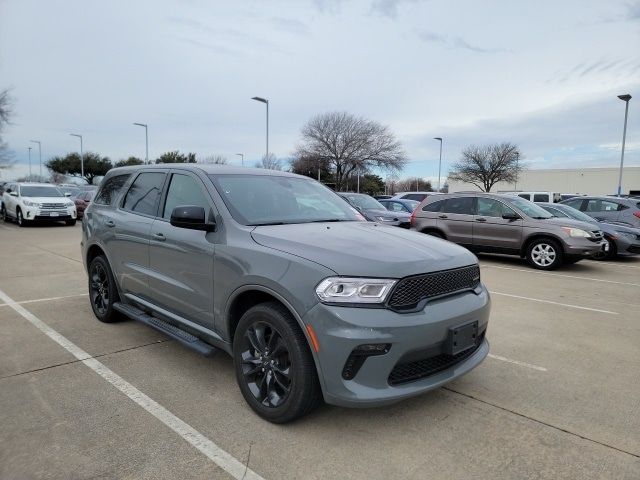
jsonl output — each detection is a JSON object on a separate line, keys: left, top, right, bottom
{"left": 251, "top": 221, "right": 477, "bottom": 278}
{"left": 533, "top": 217, "right": 601, "bottom": 232}
{"left": 599, "top": 221, "right": 640, "bottom": 235}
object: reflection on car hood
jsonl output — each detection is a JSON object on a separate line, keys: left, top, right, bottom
{"left": 363, "top": 208, "right": 410, "bottom": 219}
{"left": 251, "top": 221, "right": 477, "bottom": 277}
{"left": 537, "top": 217, "right": 601, "bottom": 231}
{"left": 20, "top": 196, "right": 70, "bottom": 203}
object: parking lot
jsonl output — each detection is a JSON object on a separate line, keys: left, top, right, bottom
{"left": 1, "top": 221, "right": 639, "bottom": 479}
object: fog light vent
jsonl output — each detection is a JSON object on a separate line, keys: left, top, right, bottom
{"left": 342, "top": 343, "right": 391, "bottom": 380}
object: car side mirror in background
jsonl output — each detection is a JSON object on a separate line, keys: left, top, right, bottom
{"left": 9, "top": 191, "right": 18, "bottom": 197}
{"left": 502, "top": 212, "right": 520, "bottom": 220}
{"left": 170, "top": 205, "right": 216, "bottom": 232}
{"left": 64, "top": 192, "right": 72, "bottom": 197}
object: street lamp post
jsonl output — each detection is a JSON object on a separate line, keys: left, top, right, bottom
{"left": 514, "top": 152, "right": 520, "bottom": 190}
{"left": 434, "top": 137, "right": 443, "bottom": 192}
{"left": 236, "top": 153, "right": 244, "bottom": 166}
{"left": 28, "top": 147, "right": 32, "bottom": 177}
{"left": 251, "top": 96, "right": 269, "bottom": 161}
{"left": 616, "top": 94, "right": 632, "bottom": 197}
{"left": 30, "top": 140, "right": 41, "bottom": 177}
{"left": 133, "top": 123, "right": 149, "bottom": 164}
{"left": 70, "top": 134, "right": 84, "bottom": 181}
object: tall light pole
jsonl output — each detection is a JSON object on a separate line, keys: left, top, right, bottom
{"left": 30, "top": 140, "right": 41, "bottom": 177}
{"left": 70, "top": 133, "right": 84, "bottom": 181}
{"left": 251, "top": 96, "right": 269, "bottom": 162}
{"left": 236, "top": 153, "right": 244, "bottom": 166}
{"left": 616, "top": 94, "right": 632, "bottom": 197}
{"left": 434, "top": 137, "right": 443, "bottom": 192}
{"left": 133, "top": 123, "right": 148, "bottom": 164}
{"left": 514, "top": 152, "right": 520, "bottom": 190}
{"left": 28, "top": 147, "right": 32, "bottom": 177}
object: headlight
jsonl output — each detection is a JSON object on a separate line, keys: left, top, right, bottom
{"left": 561, "top": 227, "right": 592, "bottom": 238}
{"left": 315, "top": 277, "right": 397, "bottom": 304}
{"left": 376, "top": 216, "right": 394, "bottom": 222}
{"left": 23, "top": 200, "right": 40, "bottom": 207}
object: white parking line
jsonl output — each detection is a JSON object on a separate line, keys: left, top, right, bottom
{"left": 0, "top": 288, "right": 265, "bottom": 480}
{"left": 489, "top": 291, "right": 619, "bottom": 315}
{"left": 0, "top": 293, "right": 88, "bottom": 308}
{"left": 487, "top": 354, "right": 547, "bottom": 372}
{"left": 482, "top": 264, "right": 640, "bottom": 287}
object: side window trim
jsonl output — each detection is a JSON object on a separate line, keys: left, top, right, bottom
{"left": 120, "top": 171, "right": 168, "bottom": 219}
{"left": 157, "top": 170, "right": 216, "bottom": 223}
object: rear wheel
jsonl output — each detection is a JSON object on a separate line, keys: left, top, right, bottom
{"left": 592, "top": 237, "right": 616, "bottom": 260}
{"left": 88, "top": 255, "right": 121, "bottom": 323}
{"left": 526, "top": 238, "right": 563, "bottom": 270}
{"left": 233, "top": 302, "right": 321, "bottom": 423}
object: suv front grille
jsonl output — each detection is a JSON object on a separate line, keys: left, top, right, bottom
{"left": 41, "top": 203, "right": 66, "bottom": 209}
{"left": 387, "top": 265, "right": 480, "bottom": 310}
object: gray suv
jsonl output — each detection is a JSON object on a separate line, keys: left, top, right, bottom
{"left": 81, "top": 165, "right": 490, "bottom": 422}
{"left": 412, "top": 193, "right": 606, "bottom": 270}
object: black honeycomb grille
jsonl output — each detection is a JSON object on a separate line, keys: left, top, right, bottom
{"left": 388, "top": 265, "right": 480, "bottom": 310}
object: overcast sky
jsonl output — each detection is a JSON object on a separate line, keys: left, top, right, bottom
{"left": 1, "top": 0, "right": 638, "bottom": 181}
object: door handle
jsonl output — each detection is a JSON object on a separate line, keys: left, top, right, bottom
{"left": 475, "top": 217, "right": 487, "bottom": 222}
{"left": 105, "top": 220, "right": 115, "bottom": 227}
{"left": 152, "top": 233, "right": 166, "bottom": 241}
{"left": 438, "top": 214, "right": 448, "bottom": 219}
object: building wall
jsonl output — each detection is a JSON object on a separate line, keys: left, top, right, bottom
{"left": 447, "top": 166, "right": 640, "bottom": 196}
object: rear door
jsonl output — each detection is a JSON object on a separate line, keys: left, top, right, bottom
{"left": 438, "top": 196, "right": 476, "bottom": 245}
{"left": 147, "top": 171, "right": 216, "bottom": 327}
{"left": 473, "top": 198, "right": 522, "bottom": 250}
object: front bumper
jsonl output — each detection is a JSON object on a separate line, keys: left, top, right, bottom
{"left": 303, "top": 286, "right": 491, "bottom": 407}
{"left": 563, "top": 237, "right": 607, "bottom": 257}
{"left": 22, "top": 205, "right": 77, "bottom": 221}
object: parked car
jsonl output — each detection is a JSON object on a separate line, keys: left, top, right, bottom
{"left": 539, "top": 202, "right": 640, "bottom": 260}
{"left": 57, "top": 184, "right": 81, "bottom": 198}
{"left": 373, "top": 194, "right": 393, "bottom": 200}
{"left": 338, "top": 192, "right": 410, "bottom": 227}
{"left": 82, "top": 165, "right": 490, "bottom": 423}
{"left": 392, "top": 191, "right": 440, "bottom": 202}
{"left": 378, "top": 198, "right": 420, "bottom": 214}
{"left": 1, "top": 182, "right": 77, "bottom": 226}
{"left": 502, "top": 191, "right": 562, "bottom": 203}
{"left": 560, "top": 196, "right": 640, "bottom": 228}
{"left": 412, "top": 193, "right": 606, "bottom": 270}
{"left": 73, "top": 190, "right": 96, "bottom": 219}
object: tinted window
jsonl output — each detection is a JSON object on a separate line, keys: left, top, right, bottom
{"left": 477, "top": 198, "right": 515, "bottom": 217}
{"left": 123, "top": 172, "right": 165, "bottom": 216}
{"left": 94, "top": 174, "right": 131, "bottom": 206}
{"left": 541, "top": 206, "right": 569, "bottom": 218}
{"left": 585, "top": 199, "right": 620, "bottom": 212}
{"left": 504, "top": 197, "right": 553, "bottom": 219}
{"left": 422, "top": 199, "right": 444, "bottom": 212}
{"left": 402, "top": 193, "right": 427, "bottom": 201}
{"left": 342, "top": 194, "right": 385, "bottom": 210}
{"left": 163, "top": 174, "right": 211, "bottom": 220}
{"left": 563, "top": 199, "right": 583, "bottom": 210}
{"left": 443, "top": 197, "right": 475, "bottom": 215}
{"left": 533, "top": 194, "right": 549, "bottom": 202}
{"left": 518, "top": 193, "right": 530, "bottom": 200}
{"left": 388, "top": 202, "right": 406, "bottom": 212}
{"left": 20, "top": 186, "right": 64, "bottom": 197}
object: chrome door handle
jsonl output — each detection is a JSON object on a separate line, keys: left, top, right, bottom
{"left": 475, "top": 217, "right": 487, "bottom": 222}
{"left": 438, "top": 214, "right": 448, "bottom": 219}
{"left": 105, "top": 220, "right": 115, "bottom": 227}
{"left": 152, "top": 233, "right": 166, "bottom": 241}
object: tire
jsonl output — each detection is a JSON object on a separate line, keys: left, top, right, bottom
{"left": 0, "top": 204, "right": 7, "bottom": 222}
{"left": 591, "top": 237, "right": 616, "bottom": 261}
{"left": 233, "top": 301, "right": 321, "bottom": 423}
{"left": 526, "top": 238, "right": 563, "bottom": 270}
{"left": 16, "top": 208, "right": 25, "bottom": 227}
{"left": 66, "top": 219, "right": 77, "bottom": 226}
{"left": 88, "top": 255, "right": 122, "bottom": 323}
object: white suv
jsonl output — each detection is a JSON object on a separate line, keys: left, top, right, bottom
{"left": 1, "top": 182, "right": 77, "bottom": 226}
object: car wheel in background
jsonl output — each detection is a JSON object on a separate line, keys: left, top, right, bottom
{"left": 1, "top": 205, "right": 6, "bottom": 222}
{"left": 233, "top": 301, "right": 321, "bottom": 423}
{"left": 526, "top": 238, "right": 563, "bottom": 270}
{"left": 591, "top": 237, "right": 616, "bottom": 261}
{"left": 65, "top": 219, "right": 77, "bottom": 226}
{"left": 16, "top": 208, "right": 25, "bottom": 227}
{"left": 88, "top": 255, "right": 121, "bottom": 323}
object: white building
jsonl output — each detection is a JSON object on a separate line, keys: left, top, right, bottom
{"left": 447, "top": 166, "right": 640, "bottom": 196}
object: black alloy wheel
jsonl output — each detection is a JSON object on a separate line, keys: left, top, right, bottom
{"left": 88, "top": 256, "right": 121, "bottom": 323}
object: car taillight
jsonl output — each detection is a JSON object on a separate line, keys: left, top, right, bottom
{"left": 410, "top": 209, "right": 417, "bottom": 227}
{"left": 633, "top": 211, "right": 640, "bottom": 219}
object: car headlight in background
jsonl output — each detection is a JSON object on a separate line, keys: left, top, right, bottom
{"left": 23, "top": 200, "right": 40, "bottom": 207}
{"left": 561, "top": 227, "right": 592, "bottom": 238}
{"left": 316, "top": 277, "right": 397, "bottom": 304}
{"left": 66, "top": 200, "right": 75, "bottom": 206}
{"left": 375, "top": 216, "right": 395, "bottom": 222}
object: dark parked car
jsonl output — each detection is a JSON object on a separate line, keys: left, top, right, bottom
{"left": 560, "top": 196, "right": 640, "bottom": 228}
{"left": 338, "top": 192, "right": 410, "bottom": 227}
{"left": 82, "top": 165, "right": 490, "bottom": 422}
{"left": 378, "top": 198, "right": 420, "bottom": 214}
{"left": 73, "top": 190, "right": 95, "bottom": 218}
{"left": 539, "top": 202, "right": 640, "bottom": 260}
{"left": 412, "top": 192, "right": 606, "bottom": 270}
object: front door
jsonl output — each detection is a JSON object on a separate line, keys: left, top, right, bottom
{"left": 473, "top": 197, "right": 523, "bottom": 250}
{"left": 147, "top": 171, "right": 216, "bottom": 328}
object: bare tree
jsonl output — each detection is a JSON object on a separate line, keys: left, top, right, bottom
{"left": 0, "top": 88, "right": 15, "bottom": 169}
{"left": 255, "top": 153, "right": 282, "bottom": 170}
{"left": 395, "top": 177, "right": 433, "bottom": 192}
{"left": 199, "top": 154, "right": 228, "bottom": 164}
{"left": 448, "top": 142, "right": 523, "bottom": 192}
{"left": 295, "top": 111, "right": 407, "bottom": 191}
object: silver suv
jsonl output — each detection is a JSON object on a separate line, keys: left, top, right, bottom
{"left": 82, "top": 165, "right": 490, "bottom": 423}
{"left": 411, "top": 192, "right": 606, "bottom": 270}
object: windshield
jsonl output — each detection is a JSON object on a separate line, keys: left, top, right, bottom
{"left": 208, "top": 174, "right": 360, "bottom": 226}
{"left": 404, "top": 200, "right": 420, "bottom": 210}
{"left": 504, "top": 196, "right": 553, "bottom": 219}
{"left": 20, "top": 186, "right": 64, "bottom": 198}
{"left": 342, "top": 194, "right": 385, "bottom": 210}
{"left": 552, "top": 205, "right": 597, "bottom": 224}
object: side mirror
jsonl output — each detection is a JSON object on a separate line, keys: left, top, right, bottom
{"left": 502, "top": 212, "right": 520, "bottom": 220}
{"left": 9, "top": 191, "right": 18, "bottom": 197}
{"left": 170, "top": 205, "right": 216, "bottom": 232}
{"left": 64, "top": 192, "right": 72, "bottom": 197}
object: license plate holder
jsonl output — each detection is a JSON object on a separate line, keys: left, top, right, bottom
{"left": 50, "top": 212, "right": 59, "bottom": 217}
{"left": 446, "top": 321, "right": 478, "bottom": 356}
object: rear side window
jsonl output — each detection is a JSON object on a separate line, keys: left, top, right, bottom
{"left": 402, "top": 193, "right": 426, "bottom": 201}
{"left": 518, "top": 193, "right": 530, "bottom": 200}
{"left": 443, "top": 197, "right": 475, "bottom": 215}
{"left": 123, "top": 172, "right": 166, "bottom": 216}
{"left": 533, "top": 194, "right": 549, "bottom": 202}
{"left": 585, "top": 199, "right": 620, "bottom": 212}
{"left": 94, "top": 174, "right": 131, "bottom": 206}
{"left": 422, "top": 199, "right": 444, "bottom": 212}
{"left": 563, "top": 199, "right": 583, "bottom": 209}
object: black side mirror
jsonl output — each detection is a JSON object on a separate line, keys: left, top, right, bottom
{"left": 170, "top": 205, "right": 216, "bottom": 232}
{"left": 502, "top": 212, "right": 520, "bottom": 220}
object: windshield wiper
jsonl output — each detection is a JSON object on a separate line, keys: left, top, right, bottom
{"left": 308, "top": 218, "right": 348, "bottom": 223}
{"left": 249, "top": 221, "right": 289, "bottom": 226}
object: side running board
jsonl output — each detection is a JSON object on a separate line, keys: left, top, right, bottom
{"left": 113, "top": 302, "right": 217, "bottom": 357}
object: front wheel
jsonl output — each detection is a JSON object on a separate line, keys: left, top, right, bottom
{"left": 66, "top": 219, "right": 77, "bottom": 226}
{"left": 0, "top": 204, "right": 7, "bottom": 222}
{"left": 592, "top": 237, "right": 616, "bottom": 261}
{"left": 233, "top": 302, "right": 321, "bottom": 423}
{"left": 16, "top": 208, "right": 25, "bottom": 227}
{"left": 526, "top": 239, "right": 563, "bottom": 270}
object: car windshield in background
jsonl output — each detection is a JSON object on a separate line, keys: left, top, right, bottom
{"left": 555, "top": 206, "right": 597, "bottom": 224}
{"left": 209, "top": 174, "right": 360, "bottom": 226}
{"left": 405, "top": 200, "right": 420, "bottom": 209}
{"left": 20, "top": 186, "right": 64, "bottom": 197}
{"left": 343, "top": 194, "right": 385, "bottom": 210}
{"left": 504, "top": 196, "right": 553, "bottom": 219}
